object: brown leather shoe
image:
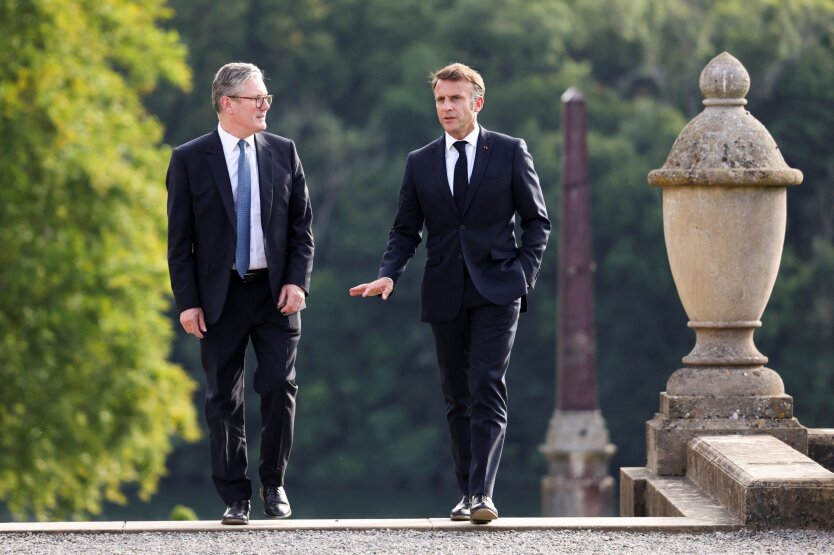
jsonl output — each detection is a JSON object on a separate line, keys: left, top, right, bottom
{"left": 262, "top": 485, "right": 292, "bottom": 519}
{"left": 449, "top": 495, "right": 471, "bottom": 521}
{"left": 470, "top": 495, "right": 498, "bottom": 524}
{"left": 221, "top": 499, "right": 250, "bottom": 525}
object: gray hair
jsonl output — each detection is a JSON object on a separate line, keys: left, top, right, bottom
{"left": 212, "top": 62, "right": 264, "bottom": 113}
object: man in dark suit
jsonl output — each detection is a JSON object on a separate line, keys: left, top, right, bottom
{"left": 350, "top": 62, "right": 550, "bottom": 523}
{"left": 167, "top": 62, "right": 314, "bottom": 525}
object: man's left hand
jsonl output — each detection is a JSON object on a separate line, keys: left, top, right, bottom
{"left": 278, "top": 284, "right": 306, "bottom": 315}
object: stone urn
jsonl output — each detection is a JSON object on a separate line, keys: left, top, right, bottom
{"left": 645, "top": 52, "right": 805, "bottom": 475}
{"left": 649, "top": 52, "right": 803, "bottom": 397}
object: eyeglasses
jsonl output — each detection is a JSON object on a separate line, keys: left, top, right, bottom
{"left": 228, "top": 94, "right": 274, "bottom": 108}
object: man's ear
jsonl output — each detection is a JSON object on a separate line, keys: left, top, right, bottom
{"left": 473, "top": 96, "right": 485, "bottom": 113}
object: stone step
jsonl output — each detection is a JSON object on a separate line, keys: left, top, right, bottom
{"left": 687, "top": 435, "right": 834, "bottom": 528}
{"left": 620, "top": 467, "right": 736, "bottom": 525}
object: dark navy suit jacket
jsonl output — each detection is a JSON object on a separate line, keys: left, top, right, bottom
{"left": 378, "top": 127, "right": 550, "bottom": 322}
{"left": 167, "top": 129, "right": 314, "bottom": 324}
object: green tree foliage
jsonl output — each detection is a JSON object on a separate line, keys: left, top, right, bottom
{"left": 0, "top": 0, "right": 200, "bottom": 520}
{"left": 758, "top": 33, "right": 834, "bottom": 425}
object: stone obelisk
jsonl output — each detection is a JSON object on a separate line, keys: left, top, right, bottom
{"left": 540, "top": 88, "right": 616, "bottom": 517}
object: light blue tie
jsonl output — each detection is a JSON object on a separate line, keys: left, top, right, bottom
{"left": 235, "top": 139, "right": 251, "bottom": 278}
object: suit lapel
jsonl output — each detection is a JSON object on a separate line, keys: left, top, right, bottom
{"left": 206, "top": 130, "right": 236, "bottom": 228}
{"left": 255, "top": 133, "right": 273, "bottom": 230}
{"left": 432, "top": 136, "right": 458, "bottom": 214}
{"left": 464, "top": 126, "right": 492, "bottom": 214}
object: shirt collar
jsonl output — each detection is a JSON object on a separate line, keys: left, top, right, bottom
{"left": 218, "top": 123, "right": 256, "bottom": 156}
{"left": 445, "top": 124, "right": 480, "bottom": 152}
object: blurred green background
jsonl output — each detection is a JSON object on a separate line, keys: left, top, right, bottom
{"left": 2, "top": 0, "right": 833, "bottom": 521}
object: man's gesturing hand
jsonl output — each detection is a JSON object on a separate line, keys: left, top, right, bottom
{"left": 180, "top": 307, "right": 207, "bottom": 339}
{"left": 349, "top": 278, "right": 394, "bottom": 300}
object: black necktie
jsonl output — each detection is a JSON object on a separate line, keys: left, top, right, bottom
{"left": 453, "top": 140, "right": 468, "bottom": 213}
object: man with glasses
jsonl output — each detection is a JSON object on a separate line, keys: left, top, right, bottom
{"left": 167, "top": 62, "right": 314, "bottom": 525}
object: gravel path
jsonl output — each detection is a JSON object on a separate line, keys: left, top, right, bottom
{"left": 2, "top": 529, "right": 834, "bottom": 554}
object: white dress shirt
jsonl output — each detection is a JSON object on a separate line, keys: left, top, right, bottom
{"left": 444, "top": 125, "right": 480, "bottom": 195}
{"left": 218, "top": 124, "right": 267, "bottom": 270}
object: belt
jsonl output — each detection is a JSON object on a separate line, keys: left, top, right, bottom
{"left": 232, "top": 268, "right": 268, "bottom": 283}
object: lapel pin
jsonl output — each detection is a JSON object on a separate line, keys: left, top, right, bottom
{"left": 483, "top": 145, "right": 489, "bottom": 150}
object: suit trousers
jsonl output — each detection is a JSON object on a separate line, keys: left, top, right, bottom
{"left": 200, "top": 273, "right": 300, "bottom": 504}
{"left": 430, "top": 271, "right": 521, "bottom": 498}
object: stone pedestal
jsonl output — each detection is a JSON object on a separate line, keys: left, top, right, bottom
{"left": 647, "top": 403, "right": 807, "bottom": 476}
{"left": 643, "top": 52, "right": 803, "bottom": 476}
{"left": 541, "top": 410, "right": 616, "bottom": 516}
{"left": 648, "top": 388, "right": 807, "bottom": 475}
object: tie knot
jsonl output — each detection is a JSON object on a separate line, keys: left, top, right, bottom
{"left": 238, "top": 139, "right": 247, "bottom": 151}
{"left": 453, "top": 140, "right": 467, "bottom": 155}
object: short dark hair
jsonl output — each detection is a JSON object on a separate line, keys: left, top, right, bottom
{"left": 430, "top": 63, "right": 485, "bottom": 100}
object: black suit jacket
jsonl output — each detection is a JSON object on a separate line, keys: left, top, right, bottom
{"left": 378, "top": 127, "right": 550, "bottom": 322}
{"left": 167, "top": 129, "right": 314, "bottom": 324}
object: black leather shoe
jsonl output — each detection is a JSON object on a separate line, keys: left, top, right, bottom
{"left": 449, "top": 495, "right": 471, "bottom": 521}
{"left": 221, "top": 499, "right": 250, "bottom": 525}
{"left": 262, "top": 484, "right": 292, "bottom": 519}
{"left": 470, "top": 495, "right": 498, "bottom": 524}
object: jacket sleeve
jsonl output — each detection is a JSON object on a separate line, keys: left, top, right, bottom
{"left": 512, "top": 138, "right": 551, "bottom": 289}
{"left": 283, "top": 140, "right": 315, "bottom": 294}
{"left": 166, "top": 147, "right": 201, "bottom": 312}
{"left": 378, "top": 153, "right": 424, "bottom": 284}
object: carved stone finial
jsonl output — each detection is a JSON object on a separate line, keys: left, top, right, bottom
{"left": 699, "top": 52, "right": 750, "bottom": 106}
{"left": 649, "top": 52, "right": 802, "bottom": 186}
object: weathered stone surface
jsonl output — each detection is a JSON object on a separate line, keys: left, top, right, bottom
{"left": 541, "top": 410, "right": 616, "bottom": 516}
{"left": 661, "top": 186, "right": 785, "bottom": 373}
{"left": 699, "top": 51, "right": 750, "bottom": 103}
{"left": 620, "top": 466, "right": 737, "bottom": 525}
{"left": 542, "top": 472, "right": 616, "bottom": 517}
{"left": 687, "top": 435, "right": 834, "bottom": 528}
{"left": 645, "top": 476, "right": 734, "bottom": 523}
{"left": 647, "top": 53, "right": 801, "bottom": 402}
{"left": 808, "top": 428, "right": 834, "bottom": 472}
{"left": 643, "top": 52, "right": 806, "bottom": 479}
{"left": 665, "top": 366, "right": 786, "bottom": 397}
{"left": 648, "top": 52, "right": 802, "bottom": 187}
{"left": 542, "top": 410, "right": 614, "bottom": 453}
{"left": 620, "top": 467, "right": 650, "bottom": 517}
{"left": 555, "top": 87, "right": 598, "bottom": 413}
{"left": 541, "top": 86, "right": 616, "bottom": 518}
{"left": 660, "top": 392, "right": 793, "bottom": 419}
{"left": 647, "top": 415, "right": 807, "bottom": 476}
